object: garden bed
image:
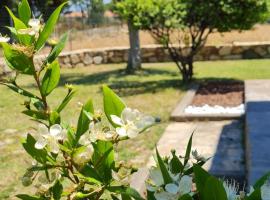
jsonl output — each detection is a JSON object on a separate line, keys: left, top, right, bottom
{"left": 171, "top": 81, "right": 245, "bottom": 121}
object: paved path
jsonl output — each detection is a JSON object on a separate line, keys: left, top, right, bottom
{"left": 245, "top": 80, "right": 270, "bottom": 185}
{"left": 131, "top": 120, "right": 245, "bottom": 193}
{"left": 147, "top": 121, "right": 245, "bottom": 179}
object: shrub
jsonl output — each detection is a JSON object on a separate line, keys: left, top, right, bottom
{"left": 1, "top": 1, "right": 270, "bottom": 199}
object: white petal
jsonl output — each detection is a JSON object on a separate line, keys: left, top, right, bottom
{"left": 165, "top": 183, "right": 179, "bottom": 194}
{"left": 179, "top": 176, "right": 192, "bottom": 195}
{"left": 38, "top": 124, "right": 49, "bottom": 135}
{"left": 50, "top": 124, "right": 62, "bottom": 137}
{"left": 149, "top": 167, "right": 164, "bottom": 186}
{"left": 154, "top": 191, "right": 176, "bottom": 200}
{"left": 111, "top": 115, "right": 124, "bottom": 126}
{"left": 0, "top": 36, "right": 10, "bottom": 43}
{"left": 28, "top": 19, "right": 40, "bottom": 28}
{"left": 261, "top": 182, "right": 270, "bottom": 200}
{"left": 127, "top": 127, "right": 139, "bottom": 138}
{"left": 35, "top": 137, "right": 47, "bottom": 149}
{"left": 56, "top": 129, "right": 67, "bottom": 140}
{"left": 122, "top": 108, "right": 137, "bottom": 123}
{"left": 116, "top": 127, "right": 127, "bottom": 137}
{"left": 49, "top": 139, "right": 59, "bottom": 154}
{"left": 89, "top": 122, "right": 95, "bottom": 131}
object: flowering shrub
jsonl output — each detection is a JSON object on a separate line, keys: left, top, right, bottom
{"left": 1, "top": 1, "right": 270, "bottom": 200}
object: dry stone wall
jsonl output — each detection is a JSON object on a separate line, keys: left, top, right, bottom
{"left": 1, "top": 42, "right": 270, "bottom": 74}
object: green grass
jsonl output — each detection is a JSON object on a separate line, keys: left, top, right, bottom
{"left": 1, "top": 59, "right": 270, "bottom": 198}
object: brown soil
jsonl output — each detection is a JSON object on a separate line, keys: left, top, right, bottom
{"left": 191, "top": 81, "right": 244, "bottom": 107}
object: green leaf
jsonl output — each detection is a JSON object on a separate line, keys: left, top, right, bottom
{"left": 49, "top": 111, "right": 61, "bottom": 125}
{"left": 2, "top": 43, "right": 34, "bottom": 75}
{"left": 80, "top": 164, "right": 102, "bottom": 181}
{"left": 108, "top": 186, "right": 144, "bottom": 200}
{"left": 5, "top": 7, "right": 31, "bottom": 45}
{"left": 155, "top": 148, "right": 173, "bottom": 184}
{"left": 6, "top": 7, "right": 26, "bottom": 30}
{"left": 18, "top": 0, "right": 31, "bottom": 25}
{"left": 179, "top": 194, "right": 193, "bottom": 200}
{"left": 16, "top": 194, "right": 43, "bottom": 200}
{"left": 51, "top": 180, "right": 63, "bottom": 200}
{"left": 193, "top": 164, "right": 211, "bottom": 199}
{"left": 22, "top": 110, "right": 48, "bottom": 120}
{"left": 184, "top": 132, "right": 194, "bottom": 166}
{"left": 41, "top": 60, "right": 60, "bottom": 96}
{"left": 2, "top": 83, "right": 40, "bottom": 99}
{"left": 75, "top": 99, "right": 94, "bottom": 141}
{"left": 35, "top": 3, "right": 67, "bottom": 51}
{"left": 22, "top": 134, "right": 48, "bottom": 163}
{"left": 246, "top": 189, "right": 261, "bottom": 200}
{"left": 203, "top": 176, "right": 228, "bottom": 200}
{"left": 92, "top": 140, "right": 115, "bottom": 183}
{"left": 47, "top": 33, "right": 68, "bottom": 63}
{"left": 56, "top": 90, "right": 76, "bottom": 113}
{"left": 254, "top": 171, "right": 270, "bottom": 189}
{"left": 170, "top": 151, "right": 183, "bottom": 174}
{"left": 102, "top": 85, "right": 126, "bottom": 127}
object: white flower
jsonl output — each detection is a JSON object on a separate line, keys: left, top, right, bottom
{"left": 146, "top": 167, "right": 192, "bottom": 200}
{"left": 79, "top": 122, "right": 115, "bottom": 144}
{"left": 0, "top": 34, "right": 10, "bottom": 43}
{"left": 111, "top": 107, "right": 155, "bottom": 138}
{"left": 223, "top": 180, "right": 239, "bottom": 200}
{"left": 35, "top": 124, "right": 66, "bottom": 154}
{"left": 73, "top": 145, "right": 94, "bottom": 165}
{"left": 154, "top": 191, "right": 177, "bottom": 200}
{"left": 163, "top": 176, "right": 192, "bottom": 197}
{"left": 149, "top": 167, "right": 164, "bottom": 186}
{"left": 261, "top": 181, "right": 270, "bottom": 200}
{"left": 178, "top": 176, "right": 192, "bottom": 195}
{"left": 18, "top": 19, "right": 41, "bottom": 36}
{"left": 28, "top": 19, "right": 41, "bottom": 31}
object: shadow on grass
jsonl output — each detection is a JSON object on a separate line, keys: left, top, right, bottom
{"left": 23, "top": 67, "right": 244, "bottom": 97}
{"left": 58, "top": 68, "right": 189, "bottom": 96}
{"left": 59, "top": 68, "right": 179, "bottom": 85}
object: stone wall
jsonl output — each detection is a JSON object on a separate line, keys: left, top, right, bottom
{"left": 1, "top": 42, "right": 270, "bottom": 73}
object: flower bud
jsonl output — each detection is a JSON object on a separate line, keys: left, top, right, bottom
{"left": 21, "top": 176, "right": 32, "bottom": 187}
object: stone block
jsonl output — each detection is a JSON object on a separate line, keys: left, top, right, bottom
{"left": 254, "top": 47, "right": 267, "bottom": 56}
{"left": 209, "top": 55, "right": 220, "bottom": 61}
{"left": 70, "top": 54, "right": 80, "bottom": 64}
{"left": 219, "top": 46, "right": 232, "bottom": 56}
{"left": 93, "top": 56, "right": 103, "bottom": 64}
{"left": 83, "top": 54, "right": 93, "bottom": 65}
{"left": 243, "top": 50, "right": 259, "bottom": 59}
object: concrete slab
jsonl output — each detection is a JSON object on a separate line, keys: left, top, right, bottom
{"left": 131, "top": 120, "right": 245, "bottom": 194}
{"left": 245, "top": 80, "right": 270, "bottom": 185}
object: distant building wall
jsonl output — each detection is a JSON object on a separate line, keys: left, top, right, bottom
{"left": 1, "top": 42, "right": 270, "bottom": 74}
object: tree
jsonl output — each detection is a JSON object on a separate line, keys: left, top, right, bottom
{"left": 30, "top": 0, "right": 66, "bottom": 20}
{"left": 141, "top": 0, "right": 269, "bottom": 82}
{"left": 114, "top": 0, "right": 153, "bottom": 73}
{"left": 88, "top": 0, "right": 105, "bottom": 27}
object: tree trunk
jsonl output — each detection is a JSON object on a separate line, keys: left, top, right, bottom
{"left": 127, "top": 19, "right": 142, "bottom": 73}
{"left": 180, "top": 60, "right": 194, "bottom": 83}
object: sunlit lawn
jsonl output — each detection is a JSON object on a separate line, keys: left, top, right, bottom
{"left": 1, "top": 59, "right": 270, "bottom": 198}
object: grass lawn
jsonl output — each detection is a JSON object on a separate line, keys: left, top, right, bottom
{"left": 1, "top": 59, "right": 270, "bottom": 198}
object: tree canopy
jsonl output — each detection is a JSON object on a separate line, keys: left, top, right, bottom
{"left": 116, "top": 0, "right": 269, "bottom": 82}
